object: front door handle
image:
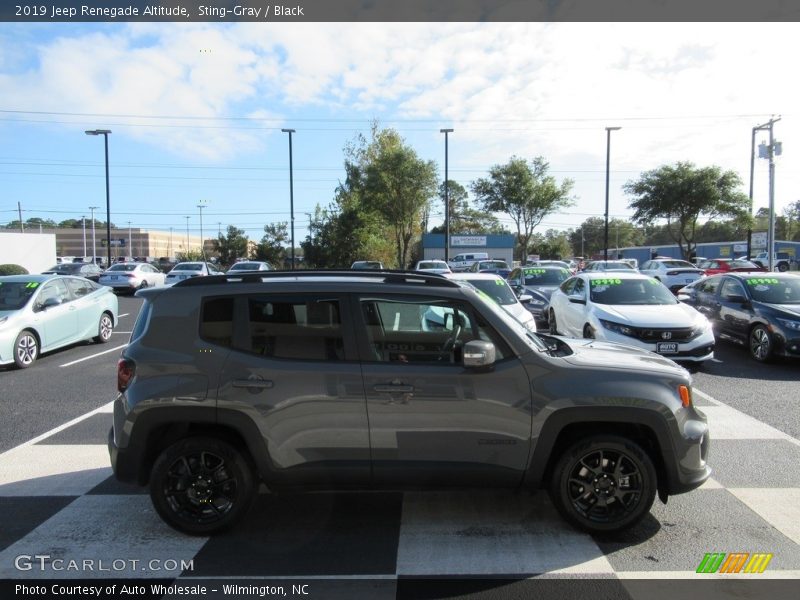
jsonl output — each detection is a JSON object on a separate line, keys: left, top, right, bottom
{"left": 373, "top": 384, "right": 415, "bottom": 393}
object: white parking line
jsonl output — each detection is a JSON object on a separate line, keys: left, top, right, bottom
{"left": 111, "top": 331, "right": 132, "bottom": 334}
{"left": 58, "top": 343, "right": 127, "bottom": 368}
{"left": 118, "top": 313, "right": 129, "bottom": 318}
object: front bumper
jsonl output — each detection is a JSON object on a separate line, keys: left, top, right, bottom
{"left": 598, "top": 328, "right": 715, "bottom": 363}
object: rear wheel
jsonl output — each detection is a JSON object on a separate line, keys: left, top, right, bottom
{"left": 13, "top": 330, "right": 38, "bottom": 368}
{"left": 777, "top": 262, "right": 789, "bottom": 272}
{"left": 150, "top": 437, "right": 255, "bottom": 535}
{"left": 138, "top": 279, "right": 148, "bottom": 290}
{"left": 93, "top": 312, "right": 114, "bottom": 344}
{"left": 550, "top": 435, "right": 657, "bottom": 534}
{"left": 749, "top": 324, "right": 774, "bottom": 362}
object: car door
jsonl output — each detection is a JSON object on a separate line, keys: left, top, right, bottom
{"left": 560, "top": 277, "right": 588, "bottom": 336}
{"left": 63, "top": 277, "right": 102, "bottom": 339}
{"left": 353, "top": 293, "right": 532, "bottom": 487}
{"left": 716, "top": 277, "right": 753, "bottom": 344}
{"left": 215, "top": 293, "right": 371, "bottom": 486}
{"left": 692, "top": 276, "right": 723, "bottom": 320}
{"left": 32, "top": 279, "right": 78, "bottom": 349}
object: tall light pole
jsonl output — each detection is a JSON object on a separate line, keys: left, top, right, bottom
{"left": 85, "top": 129, "right": 112, "bottom": 266}
{"left": 604, "top": 126, "right": 621, "bottom": 262}
{"left": 82, "top": 216, "right": 87, "bottom": 257}
{"left": 127, "top": 221, "right": 132, "bottom": 258}
{"left": 281, "top": 128, "right": 296, "bottom": 270}
{"left": 169, "top": 227, "right": 173, "bottom": 258}
{"left": 440, "top": 128, "right": 454, "bottom": 262}
{"left": 89, "top": 206, "right": 98, "bottom": 263}
{"left": 184, "top": 216, "right": 190, "bottom": 254}
{"left": 197, "top": 200, "right": 208, "bottom": 259}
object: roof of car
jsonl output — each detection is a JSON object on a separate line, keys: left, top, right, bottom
{"left": 445, "top": 272, "right": 505, "bottom": 281}
{"left": 1, "top": 274, "right": 59, "bottom": 283}
{"left": 580, "top": 271, "right": 651, "bottom": 280}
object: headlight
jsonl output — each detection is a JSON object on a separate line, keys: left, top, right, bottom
{"left": 527, "top": 298, "right": 546, "bottom": 306}
{"left": 599, "top": 319, "right": 637, "bottom": 337}
{"left": 691, "top": 318, "right": 712, "bottom": 337}
{"left": 776, "top": 318, "right": 800, "bottom": 332}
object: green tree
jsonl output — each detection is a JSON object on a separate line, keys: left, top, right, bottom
{"left": 363, "top": 129, "right": 438, "bottom": 268}
{"left": 432, "top": 180, "right": 506, "bottom": 235}
{"left": 255, "top": 222, "right": 289, "bottom": 267}
{"left": 212, "top": 225, "right": 249, "bottom": 267}
{"left": 58, "top": 219, "right": 83, "bottom": 228}
{"left": 783, "top": 200, "right": 800, "bottom": 241}
{"left": 567, "top": 217, "right": 644, "bottom": 258}
{"left": 624, "top": 162, "right": 751, "bottom": 260}
{"left": 471, "top": 156, "right": 574, "bottom": 262}
{"left": 529, "top": 229, "right": 573, "bottom": 259}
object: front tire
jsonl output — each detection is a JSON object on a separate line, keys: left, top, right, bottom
{"left": 550, "top": 435, "right": 657, "bottom": 534}
{"left": 150, "top": 437, "right": 255, "bottom": 535}
{"left": 93, "top": 312, "right": 114, "bottom": 344}
{"left": 749, "top": 324, "right": 774, "bottom": 362}
{"left": 548, "top": 310, "right": 559, "bottom": 335}
{"left": 13, "top": 330, "right": 38, "bottom": 368}
{"left": 583, "top": 324, "right": 595, "bottom": 339}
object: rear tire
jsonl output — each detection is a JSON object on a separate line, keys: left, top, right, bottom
{"left": 94, "top": 312, "right": 114, "bottom": 344}
{"left": 777, "top": 263, "right": 788, "bottom": 272}
{"left": 150, "top": 437, "right": 255, "bottom": 535}
{"left": 550, "top": 435, "right": 657, "bottom": 534}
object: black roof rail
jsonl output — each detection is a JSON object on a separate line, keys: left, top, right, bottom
{"left": 172, "top": 269, "right": 462, "bottom": 289}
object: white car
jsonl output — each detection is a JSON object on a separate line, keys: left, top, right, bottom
{"left": 226, "top": 261, "right": 272, "bottom": 274}
{"left": 414, "top": 260, "right": 451, "bottom": 274}
{"left": 99, "top": 262, "right": 166, "bottom": 293}
{"left": 548, "top": 272, "right": 714, "bottom": 364}
{"left": 639, "top": 258, "right": 705, "bottom": 293}
{"left": 165, "top": 262, "right": 223, "bottom": 284}
{"left": 445, "top": 272, "right": 538, "bottom": 332}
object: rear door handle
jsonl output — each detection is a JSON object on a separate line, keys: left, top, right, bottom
{"left": 233, "top": 379, "right": 274, "bottom": 390}
{"left": 373, "top": 384, "right": 415, "bottom": 393}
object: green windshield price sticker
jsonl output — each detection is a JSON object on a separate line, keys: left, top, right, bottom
{"left": 524, "top": 269, "right": 546, "bottom": 275}
{"left": 25, "top": 282, "right": 39, "bottom": 288}
{"left": 747, "top": 278, "right": 779, "bottom": 285}
{"left": 495, "top": 279, "right": 505, "bottom": 285}
{"left": 591, "top": 278, "right": 622, "bottom": 286}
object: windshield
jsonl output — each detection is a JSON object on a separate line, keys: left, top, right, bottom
{"left": 0, "top": 281, "right": 39, "bottom": 310}
{"left": 730, "top": 260, "right": 760, "bottom": 269}
{"left": 419, "top": 262, "right": 447, "bottom": 269}
{"left": 174, "top": 263, "right": 204, "bottom": 271}
{"left": 478, "top": 261, "right": 509, "bottom": 270}
{"left": 46, "top": 264, "right": 78, "bottom": 273}
{"left": 522, "top": 268, "right": 570, "bottom": 285}
{"left": 230, "top": 263, "right": 261, "bottom": 270}
{"left": 745, "top": 277, "right": 800, "bottom": 304}
{"left": 461, "top": 278, "right": 518, "bottom": 305}
{"left": 660, "top": 260, "right": 695, "bottom": 268}
{"left": 590, "top": 278, "right": 678, "bottom": 305}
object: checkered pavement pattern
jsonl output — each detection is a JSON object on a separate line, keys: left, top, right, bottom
{"left": 1, "top": 391, "right": 799, "bottom": 589}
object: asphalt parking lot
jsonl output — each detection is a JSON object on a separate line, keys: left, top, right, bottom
{"left": 0, "top": 294, "right": 798, "bottom": 597}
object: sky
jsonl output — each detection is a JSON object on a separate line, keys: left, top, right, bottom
{"left": 1, "top": 20, "right": 798, "bottom": 247}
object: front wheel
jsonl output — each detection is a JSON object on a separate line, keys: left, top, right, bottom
{"left": 93, "top": 312, "right": 114, "bottom": 344}
{"left": 550, "top": 435, "right": 657, "bottom": 534}
{"left": 548, "top": 310, "right": 559, "bottom": 335}
{"left": 150, "top": 437, "right": 255, "bottom": 535}
{"left": 14, "top": 330, "right": 39, "bottom": 368}
{"left": 583, "top": 324, "right": 595, "bottom": 339}
{"left": 749, "top": 324, "right": 774, "bottom": 362}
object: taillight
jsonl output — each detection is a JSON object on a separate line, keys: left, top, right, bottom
{"left": 117, "top": 358, "right": 135, "bottom": 392}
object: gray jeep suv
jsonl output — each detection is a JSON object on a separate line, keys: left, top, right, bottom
{"left": 109, "top": 271, "right": 710, "bottom": 535}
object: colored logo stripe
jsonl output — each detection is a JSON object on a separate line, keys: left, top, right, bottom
{"left": 696, "top": 553, "right": 773, "bottom": 574}
{"left": 720, "top": 553, "right": 749, "bottom": 573}
{"left": 744, "top": 553, "right": 773, "bottom": 574}
{"left": 697, "top": 553, "right": 726, "bottom": 573}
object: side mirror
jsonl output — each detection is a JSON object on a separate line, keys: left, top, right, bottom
{"left": 568, "top": 295, "right": 586, "bottom": 305}
{"left": 41, "top": 297, "right": 63, "bottom": 310}
{"left": 725, "top": 294, "right": 747, "bottom": 304}
{"left": 463, "top": 340, "right": 496, "bottom": 368}
{"left": 519, "top": 294, "right": 532, "bottom": 304}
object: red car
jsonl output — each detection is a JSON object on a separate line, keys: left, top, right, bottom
{"left": 698, "top": 258, "right": 765, "bottom": 276}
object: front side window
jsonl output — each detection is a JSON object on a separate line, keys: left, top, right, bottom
{"left": 36, "top": 279, "right": 71, "bottom": 309}
{"left": 720, "top": 279, "right": 746, "bottom": 301}
{"left": 359, "top": 296, "right": 509, "bottom": 364}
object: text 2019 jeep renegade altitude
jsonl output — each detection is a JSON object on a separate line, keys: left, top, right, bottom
{"left": 109, "top": 271, "right": 710, "bottom": 535}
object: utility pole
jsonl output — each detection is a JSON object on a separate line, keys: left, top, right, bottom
{"left": 89, "top": 206, "right": 98, "bottom": 263}
{"left": 753, "top": 117, "right": 782, "bottom": 271}
{"left": 18, "top": 202, "right": 24, "bottom": 233}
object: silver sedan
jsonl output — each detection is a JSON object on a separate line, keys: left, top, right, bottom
{"left": 99, "top": 262, "right": 166, "bottom": 293}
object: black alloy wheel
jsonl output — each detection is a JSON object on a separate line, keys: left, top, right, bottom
{"left": 150, "top": 437, "right": 255, "bottom": 535}
{"left": 550, "top": 435, "right": 657, "bottom": 534}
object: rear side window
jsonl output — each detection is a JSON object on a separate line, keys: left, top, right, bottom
{"left": 200, "top": 297, "right": 235, "bottom": 347}
{"left": 243, "top": 296, "right": 343, "bottom": 361}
